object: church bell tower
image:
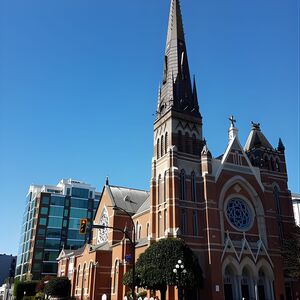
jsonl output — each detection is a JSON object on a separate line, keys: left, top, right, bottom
{"left": 150, "top": 0, "right": 204, "bottom": 241}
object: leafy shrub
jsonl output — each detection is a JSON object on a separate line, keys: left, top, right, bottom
{"left": 14, "top": 281, "right": 38, "bottom": 300}
{"left": 44, "top": 277, "right": 71, "bottom": 297}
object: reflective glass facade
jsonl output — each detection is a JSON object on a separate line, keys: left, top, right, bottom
{"left": 15, "top": 179, "right": 100, "bottom": 280}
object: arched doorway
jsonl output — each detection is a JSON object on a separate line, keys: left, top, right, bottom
{"left": 258, "top": 269, "right": 266, "bottom": 300}
{"left": 224, "top": 265, "right": 239, "bottom": 300}
{"left": 257, "top": 265, "right": 275, "bottom": 300}
{"left": 241, "top": 267, "right": 253, "bottom": 300}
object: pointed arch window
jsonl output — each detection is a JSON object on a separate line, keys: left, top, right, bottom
{"left": 191, "top": 171, "right": 197, "bottom": 202}
{"left": 158, "top": 211, "right": 162, "bottom": 237}
{"left": 158, "top": 174, "right": 162, "bottom": 204}
{"left": 146, "top": 223, "right": 150, "bottom": 238}
{"left": 161, "top": 135, "right": 164, "bottom": 156}
{"left": 165, "top": 132, "right": 168, "bottom": 154}
{"left": 82, "top": 263, "right": 86, "bottom": 291}
{"left": 181, "top": 209, "right": 187, "bottom": 235}
{"left": 113, "top": 260, "right": 119, "bottom": 294}
{"left": 192, "top": 134, "right": 197, "bottom": 155}
{"left": 87, "top": 262, "right": 93, "bottom": 293}
{"left": 157, "top": 138, "right": 160, "bottom": 159}
{"left": 273, "top": 186, "right": 281, "bottom": 215}
{"left": 97, "top": 207, "right": 109, "bottom": 244}
{"left": 270, "top": 157, "right": 275, "bottom": 171}
{"left": 164, "top": 171, "right": 167, "bottom": 202}
{"left": 76, "top": 265, "right": 81, "bottom": 287}
{"left": 276, "top": 159, "right": 280, "bottom": 172}
{"left": 178, "top": 131, "right": 183, "bottom": 152}
{"left": 164, "top": 209, "right": 167, "bottom": 233}
{"left": 264, "top": 156, "right": 269, "bottom": 169}
{"left": 185, "top": 132, "right": 190, "bottom": 153}
{"left": 135, "top": 221, "right": 139, "bottom": 240}
{"left": 193, "top": 210, "right": 199, "bottom": 236}
{"left": 180, "top": 170, "right": 186, "bottom": 200}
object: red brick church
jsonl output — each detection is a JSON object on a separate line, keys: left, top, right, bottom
{"left": 57, "top": 1, "right": 298, "bottom": 299}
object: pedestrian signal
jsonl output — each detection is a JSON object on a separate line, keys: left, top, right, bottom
{"left": 79, "top": 219, "right": 87, "bottom": 234}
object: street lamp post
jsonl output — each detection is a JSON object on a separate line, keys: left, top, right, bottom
{"left": 173, "top": 259, "right": 187, "bottom": 300}
{"left": 92, "top": 205, "right": 136, "bottom": 300}
{"left": 111, "top": 206, "right": 136, "bottom": 300}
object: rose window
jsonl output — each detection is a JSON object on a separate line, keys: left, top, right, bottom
{"left": 226, "top": 198, "right": 252, "bottom": 230}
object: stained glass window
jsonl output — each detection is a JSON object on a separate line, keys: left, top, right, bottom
{"left": 226, "top": 198, "right": 252, "bottom": 230}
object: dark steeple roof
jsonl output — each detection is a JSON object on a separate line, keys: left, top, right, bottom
{"left": 244, "top": 122, "right": 273, "bottom": 151}
{"left": 157, "top": 0, "right": 200, "bottom": 119}
{"left": 277, "top": 138, "right": 285, "bottom": 152}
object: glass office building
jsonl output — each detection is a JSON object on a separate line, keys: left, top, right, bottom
{"left": 15, "top": 179, "right": 100, "bottom": 280}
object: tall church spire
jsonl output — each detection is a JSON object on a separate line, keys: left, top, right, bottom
{"left": 157, "top": 0, "right": 201, "bottom": 119}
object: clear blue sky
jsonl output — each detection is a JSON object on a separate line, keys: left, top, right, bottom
{"left": 0, "top": 0, "right": 299, "bottom": 255}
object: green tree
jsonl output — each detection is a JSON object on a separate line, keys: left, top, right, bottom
{"left": 283, "top": 225, "right": 300, "bottom": 279}
{"left": 123, "top": 238, "right": 203, "bottom": 300}
{"left": 35, "top": 276, "right": 53, "bottom": 293}
{"left": 13, "top": 280, "right": 37, "bottom": 300}
{"left": 44, "top": 277, "right": 71, "bottom": 298}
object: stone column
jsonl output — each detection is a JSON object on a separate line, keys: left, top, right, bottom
{"left": 254, "top": 279, "right": 258, "bottom": 300}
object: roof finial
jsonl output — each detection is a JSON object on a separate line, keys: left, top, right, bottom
{"left": 105, "top": 176, "right": 109, "bottom": 186}
{"left": 278, "top": 138, "right": 285, "bottom": 152}
{"left": 251, "top": 121, "right": 261, "bottom": 130}
{"left": 228, "top": 115, "right": 238, "bottom": 142}
{"left": 229, "top": 115, "right": 236, "bottom": 127}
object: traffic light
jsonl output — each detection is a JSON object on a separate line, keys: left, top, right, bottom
{"left": 79, "top": 218, "right": 87, "bottom": 234}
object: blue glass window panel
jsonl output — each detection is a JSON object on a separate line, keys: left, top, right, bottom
{"left": 37, "top": 228, "right": 46, "bottom": 237}
{"left": 69, "top": 208, "right": 87, "bottom": 219}
{"left": 66, "top": 240, "right": 85, "bottom": 249}
{"left": 68, "top": 219, "right": 80, "bottom": 229}
{"left": 71, "top": 188, "right": 89, "bottom": 198}
{"left": 46, "top": 228, "right": 61, "bottom": 239}
{"left": 41, "top": 196, "right": 50, "bottom": 205}
{"left": 49, "top": 206, "right": 64, "bottom": 217}
{"left": 42, "top": 262, "right": 57, "bottom": 273}
{"left": 34, "top": 251, "right": 43, "bottom": 260}
{"left": 39, "top": 218, "right": 47, "bottom": 226}
{"left": 48, "top": 217, "right": 63, "bottom": 228}
{"left": 32, "top": 263, "right": 41, "bottom": 272}
{"left": 71, "top": 198, "right": 88, "bottom": 209}
{"left": 44, "top": 239, "right": 60, "bottom": 250}
{"left": 94, "top": 200, "right": 99, "bottom": 209}
{"left": 40, "top": 207, "right": 48, "bottom": 215}
{"left": 67, "top": 229, "right": 85, "bottom": 240}
{"left": 44, "top": 251, "right": 59, "bottom": 261}
{"left": 50, "top": 196, "right": 65, "bottom": 206}
{"left": 35, "top": 240, "right": 44, "bottom": 248}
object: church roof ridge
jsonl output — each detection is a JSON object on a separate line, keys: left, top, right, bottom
{"left": 108, "top": 184, "right": 149, "bottom": 194}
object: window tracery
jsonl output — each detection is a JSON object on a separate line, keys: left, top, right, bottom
{"left": 97, "top": 208, "right": 109, "bottom": 244}
{"left": 226, "top": 198, "right": 252, "bottom": 230}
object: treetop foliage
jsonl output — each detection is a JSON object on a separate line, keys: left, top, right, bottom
{"left": 123, "top": 238, "right": 203, "bottom": 291}
{"left": 283, "top": 225, "right": 300, "bottom": 279}
{"left": 44, "top": 277, "right": 71, "bottom": 297}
